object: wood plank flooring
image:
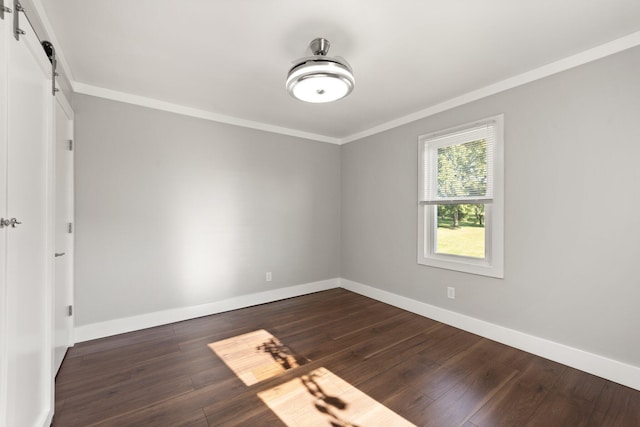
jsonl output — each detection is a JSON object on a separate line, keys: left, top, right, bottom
{"left": 53, "top": 289, "right": 640, "bottom": 426}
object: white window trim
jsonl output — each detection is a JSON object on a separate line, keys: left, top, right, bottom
{"left": 417, "top": 114, "right": 504, "bottom": 278}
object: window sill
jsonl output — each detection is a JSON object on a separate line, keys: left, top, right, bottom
{"left": 418, "top": 255, "right": 504, "bottom": 278}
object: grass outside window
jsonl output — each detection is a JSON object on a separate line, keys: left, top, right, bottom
{"left": 435, "top": 206, "right": 485, "bottom": 259}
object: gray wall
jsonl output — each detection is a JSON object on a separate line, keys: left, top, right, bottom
{"left": 74, "top": 94, "right": 341, "bottom": 326}
{"left": 341, "top": 46, "right": 640, "bottom": 366}
{"left": 74, "top": 46, "right": 640, "bottom": 367}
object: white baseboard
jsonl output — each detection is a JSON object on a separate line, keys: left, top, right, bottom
{"left": 339, "top": 278, "right": 640, "bottom": 392}
{"left": 74, "top": 276, "right": 640, "bottom": 391}
{"left": 40, "top": 410, "right": 53, "bottom": 427}
{"left": 74, "top": 278, "right": 339, "bottom": 342}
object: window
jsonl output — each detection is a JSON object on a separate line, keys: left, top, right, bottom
{"left": 418, "top": 115, "right": 504, "bottom": 278}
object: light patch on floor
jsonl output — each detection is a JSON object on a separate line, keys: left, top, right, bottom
{"left": 208, "top": 329, "right": 308, "bottom": 386}
{"left": 258, "top": 367, "right": 416, "bottom": 427}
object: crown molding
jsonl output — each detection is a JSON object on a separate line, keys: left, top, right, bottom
{"left": 340, "top": 30, "right": 640, "bottom": 144}
{"left": 73, "top": 82, "right": 342, "bottom": 145}
{"left": 22, "top": 0, "right": 640, "bottom": 146}
{"left": 79, "top": 30, "right": 638, "bottom": 146}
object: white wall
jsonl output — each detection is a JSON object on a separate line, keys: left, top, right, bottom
{"left": 74, "top": 94, "right": 341, "bottom": 327}
{"left": 341, "top": 46, "right": 640, "bottom": 367}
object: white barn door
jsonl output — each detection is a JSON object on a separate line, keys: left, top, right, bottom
{"left": 0, "top": 5, "right": 54, "bottom": 426}
{"left": 0, "top": 11, "right": 8, "bottom": 427}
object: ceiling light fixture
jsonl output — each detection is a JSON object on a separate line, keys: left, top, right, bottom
{"left": 286, "top": 38, "right": 355, "bottom": 103}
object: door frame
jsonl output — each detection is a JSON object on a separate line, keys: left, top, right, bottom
{"left": 53, "top": 90, "right": 75, "bottom": 373}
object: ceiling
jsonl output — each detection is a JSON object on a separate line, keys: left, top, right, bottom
{"left": 38, "top": 0, "right": 640, "bottom": 142}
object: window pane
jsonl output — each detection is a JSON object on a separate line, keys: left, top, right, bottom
{"left": 435, "top": 204, "right": 485, "bottom": 258}
{"left": 437, "top": 139, "right": 488, "bottom": 199}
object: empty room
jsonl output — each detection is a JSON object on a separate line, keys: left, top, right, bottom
{"left": 2, "top": 0, "right": 640, "bottom": 426}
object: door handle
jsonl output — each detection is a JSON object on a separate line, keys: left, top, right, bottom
{"left": 0, "top": 218, "right": 21, "bottom": 228}
{"left": 55, "top": 252, "right": 65, "bottom": 257}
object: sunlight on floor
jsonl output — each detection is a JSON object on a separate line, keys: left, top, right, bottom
{"left": 210, "top": 330, "right": 415, "bottom": 426}
{"left": 258, "top": 367, "right": 416, "bottom": 427}
{"left": 208, "top": 329, "right": 309, "bottom": 386}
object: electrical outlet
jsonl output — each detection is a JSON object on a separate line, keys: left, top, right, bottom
{"left": 447, "top": 287, "right": 455, "bottom": 299}
{"left": 266, "top": 272, "right": 272, "bottom": 282}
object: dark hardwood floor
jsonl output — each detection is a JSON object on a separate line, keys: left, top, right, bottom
{"left": 53, "top": 289, "right": 640, "bottom": 426}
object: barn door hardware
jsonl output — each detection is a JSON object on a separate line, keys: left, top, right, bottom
{"left": 42, "top": 41, "right": 59, "bottom": 95}
{"left": 13, "top": 0, "right": 25, "bottom": 40}
{"left": 1, "top": 0, "right": 12, "bottom": 20}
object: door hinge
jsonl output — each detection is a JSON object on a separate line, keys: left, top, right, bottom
{"left": 67, "top": 222, "right": 73, "bottom": 234}
{"left": 1, "top": 0, "right": 13, "bottom": 20}
{"left": 68, "top": 140, "right": 73, "bottom": 151}
{"left": 68, "top": 305, "right": 73, "bottom": 316}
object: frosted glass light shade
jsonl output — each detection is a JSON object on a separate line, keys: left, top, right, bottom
{"left": 286, "top": 60, "right": 354, "bottom": 103}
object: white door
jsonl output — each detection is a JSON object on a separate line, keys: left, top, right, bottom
{"left": 1, "top": 8, "right": 54, "bottom": 427}
{"left": 0, "top": 11, "right": 8, "bottom": 427}
{"left": 54, "top": 99, "right": 74, "bottom": 374}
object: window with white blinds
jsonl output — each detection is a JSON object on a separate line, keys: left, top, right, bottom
{"left": 420, "top": 122, "right": 495, "bottom": 205}
{"left": 417, "top": 115, "right": 504, "bottom": 278}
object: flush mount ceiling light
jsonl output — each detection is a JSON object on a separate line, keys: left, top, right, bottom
{"left": 286, "top": 38, "right": 355, "bottom": 103}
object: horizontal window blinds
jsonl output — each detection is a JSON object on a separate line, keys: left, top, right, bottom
{"left": 420, "top": 122, "right": 495, "bottom": 205}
